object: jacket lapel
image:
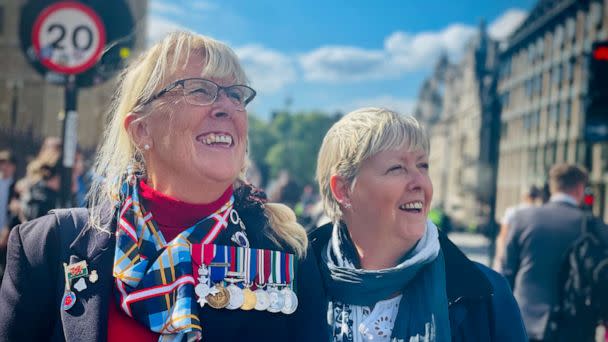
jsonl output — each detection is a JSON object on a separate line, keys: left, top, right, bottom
{"left": 60, "top": 210, "right": 115, "bottom": 342}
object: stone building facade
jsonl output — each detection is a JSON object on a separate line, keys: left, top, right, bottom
{"left": 415, "top": 23, "right": 500, "bottom": 230}
{"left": 497, "top": 0, "right": 608, "bottom": 221}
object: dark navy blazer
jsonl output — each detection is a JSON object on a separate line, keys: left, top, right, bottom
{"left": 0, "top": 208, "right": 328, "bottom": 341}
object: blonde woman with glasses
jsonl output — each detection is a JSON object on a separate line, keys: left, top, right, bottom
{"left": 0, "top": 32, "right": 327, "bottom": 342}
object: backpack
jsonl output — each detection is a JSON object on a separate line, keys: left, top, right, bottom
{"left": 544, "top": 213, "right": 608, "bottom": 341}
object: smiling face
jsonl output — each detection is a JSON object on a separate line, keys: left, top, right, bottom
{"left": 137, "top": 54, "right": 248, "bottom": 202}
{"left": 343, "top": 145, "right": 433, "bottom": 253}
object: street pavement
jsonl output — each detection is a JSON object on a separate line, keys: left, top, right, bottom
{"left": 448, "top": 232, "right": 491, "bottom": 267}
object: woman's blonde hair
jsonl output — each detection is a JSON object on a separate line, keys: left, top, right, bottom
{"left": 316, "top": 107, "right": 430, "bottom": 224}
{"left": 89, "top": 31, "right": 307, "bottom": 257}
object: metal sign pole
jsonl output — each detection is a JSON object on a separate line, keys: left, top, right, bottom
{"left": 60, "top": 75, "right": 78, "bottom": 208}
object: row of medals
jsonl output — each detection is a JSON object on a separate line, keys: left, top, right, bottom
{"left": 194, "top": 263, "right": 298, "bottom": 314}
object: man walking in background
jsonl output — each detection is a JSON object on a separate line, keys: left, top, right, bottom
{"left": 500, "top": 163, "right": 608, "bottom": 341}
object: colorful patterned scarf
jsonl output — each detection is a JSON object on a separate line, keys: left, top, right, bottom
{"left": 112, "top": 176, "right": 236, "bottom": 341}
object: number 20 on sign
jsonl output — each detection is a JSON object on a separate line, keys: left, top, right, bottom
{"left": 32, "top": 1, "right": 106, "bottom": 75}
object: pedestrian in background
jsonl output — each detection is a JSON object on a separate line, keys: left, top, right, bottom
{"left": 311, "top": 107, "right": 527, "bottom": 341}
{"left": 500, "top": 163, "right": 608, "bottom": 341}
{"left": 492, "top": 185, "right": 541, "bottom": 272}
{"left": 19, "top": 148, "right": 62, "bottom": 222}
{"left": 0, "top": 150, "right": 17, "bottom": 280}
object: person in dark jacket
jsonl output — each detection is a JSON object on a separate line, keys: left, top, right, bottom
{"left": 312, "top": 107, "right": 527, "bottom": 341}
{"left": 0, "top": 31, "right": 327, "bottom": 342}
{"left": 500, "top": 163, "right": 608, "bottom": 341}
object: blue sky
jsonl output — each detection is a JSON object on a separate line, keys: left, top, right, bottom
{"left": 147, "top": 0, "right": 536, "bottom": 120}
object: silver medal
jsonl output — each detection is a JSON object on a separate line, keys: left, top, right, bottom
{"left": 254, "top": 288, "right": 270, "bottom": 311}
{"left": 267, "top": 286, "right": 284, "bottom": 313}
{"left": 226, "top": 284, "right": 244, "bottom": 310}
{"left": 280, "top": 287, "right": 298, "bottom": 314}
{"left": 195, "top": 283, "right": 211, "bottom": 307}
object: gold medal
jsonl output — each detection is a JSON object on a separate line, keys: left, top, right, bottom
{"left": 240, "top": 288, "right": 257, "bottom": 310}
{"left": 206, "top": 284, "right": 230, "bottom": 309}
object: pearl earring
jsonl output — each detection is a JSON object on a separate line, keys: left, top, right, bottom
{"left": 143, "top": 144, "right": 150, "bottom": 151}
{"left": 343, "top": 202, "right": 352, "bottom": 209}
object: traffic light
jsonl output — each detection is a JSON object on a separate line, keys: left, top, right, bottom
{"left": 584, "top": 41, "right": 608, "bottom": 142}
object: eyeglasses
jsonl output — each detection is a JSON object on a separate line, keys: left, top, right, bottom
{"left": 136, "top": 78, "right": 256, "bottom": 109}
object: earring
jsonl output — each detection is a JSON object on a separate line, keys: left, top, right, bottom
{"left": 143, "top": 144, "right": 150, "bottom": 151}
{"left": 343, "top": 202, "right": 352, "bottom": 209}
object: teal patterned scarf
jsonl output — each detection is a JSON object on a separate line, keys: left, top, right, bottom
{"left": 320, "top": 220, "right": 451, "bottom": 341}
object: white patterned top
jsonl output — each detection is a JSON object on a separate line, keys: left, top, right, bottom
{"left": 333, "top": 295, "right": 402, "bottom": 342}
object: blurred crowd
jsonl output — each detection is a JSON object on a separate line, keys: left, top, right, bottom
{"left": 0, "top": 137, "right": 93, "bottom": 278}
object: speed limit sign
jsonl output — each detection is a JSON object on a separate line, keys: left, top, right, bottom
{"left": 20, "top": 0, "right": 135, "bottom": 87}
{"left": 32, "top": 2, "right": 106, "bottom": 75}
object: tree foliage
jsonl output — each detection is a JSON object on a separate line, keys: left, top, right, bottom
{"left": 248, "top": 110, "right": 340, "bottom": 188}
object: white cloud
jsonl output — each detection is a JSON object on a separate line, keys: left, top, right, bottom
{"left": 488, "top": 9, "right": 527, "bottom": 41}
{"left": 333, "top": 95, "right": 417, "bottom": 115}
{"left": 299, "top": 8, "right": 526, "bottom": 83}
{"left": 299, "top": 46, "right": 388, "bottom": 82}
{"left": 235, "top": 45, "right": 297, "bottom": 93}
{"left": 147, "top": 15, "right": 191, "bottom": 45}
{"left": 386, "top": 24, "right": 477, "bottom": 70}
{"left": 150, "top": 1, "right": 186, "bottom": 16}
{"left": 299, "top": 23, "right": 477, "bottom": 83}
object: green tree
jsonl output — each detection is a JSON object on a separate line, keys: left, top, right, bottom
{"left": 247, "top": 110, "right": 340, "bottom": 188}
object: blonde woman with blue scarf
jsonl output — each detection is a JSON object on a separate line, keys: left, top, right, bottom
{"left": 0, "top": 31, "right": 327, "bottom": 342}
{"left": 310, "top": 108, "right": 527, "bottom": 342}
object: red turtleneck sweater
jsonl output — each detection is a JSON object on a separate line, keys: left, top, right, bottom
{"left": 107, "top": 180, "right": 232, "bottom": 341}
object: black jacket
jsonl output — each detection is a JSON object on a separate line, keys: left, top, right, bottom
{"left": 0, "top": 206, "right": 328, "bottom": 341}
{"left": 309, "top": 224, "right": 528, "bottom": 342}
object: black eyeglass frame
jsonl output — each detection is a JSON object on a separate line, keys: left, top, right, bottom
{"left": 135, "top": 77, "right": 257, "bottom": 109}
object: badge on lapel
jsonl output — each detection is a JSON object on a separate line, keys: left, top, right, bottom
{"left": 61, "top": 260, "right": 99, "bottom": 311}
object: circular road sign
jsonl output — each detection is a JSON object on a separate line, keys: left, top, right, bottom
{"left": 32, "top": 2, "right": 106, "bottom": 75}
{"left": 20, "top": 0, "right": 135, "bottom": 88}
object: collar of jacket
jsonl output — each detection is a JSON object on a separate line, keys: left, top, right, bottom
{"left": 308, "top": 223, "right": 493, "bottom": 306}
{"left": 69, "top": 204, "right": 115, "bottom": 262}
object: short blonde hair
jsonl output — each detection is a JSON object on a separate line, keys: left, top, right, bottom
{"left": 316, "top": 107, "right": 429, "bottom": 223}
{"left": 89, "top": 31, "right": 307, "bottom": 257}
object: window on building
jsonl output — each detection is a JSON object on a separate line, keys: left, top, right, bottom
{"left": 532, "top": 111, "right": 541, "bottom": 132}
{"left": 553, "top": 102, "right": 561, "bottom": 128}
{"left": 552, "top": 64, "right": 563, "bottom": 87}
{"left": 554, "top": 25, "right": 565, "bottom": 50}
{"left": 525, "top": 79, "right": 532, "bottom": 98}
{"left": 501, "top": 91, "right": 510, "bottom": 108}
{"left": 565, "top": 58, "right": 575, "bottom": 83}
{"left": 575, "top": 141, "right": 587, "bottom": 164}
{"left": 528, "top": 45, "right": 536, "bottom": 64}
{"left": 537, "top": 38, "right": 545, "bottom": 59}
{"left": 0, "top": 6, "right": 4, "bottom": 36}
{"left": 528, "top": 148, "right": 535, "bottom": 173}
{"left": 591, "top": 2, "right": 603, "bottom": 30}
{"left": 566, "top": 18, "right": 576, "bottom": 43}
{"left": 536, "top": 74, "right": 543, "bottom": 96}
{"left": 524, "top": 113, "right": 531, "bottom": 130}
{"left": 581, "top": 56, "right": 589, "bottom": 84}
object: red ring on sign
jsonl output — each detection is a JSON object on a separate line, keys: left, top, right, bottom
{"left": 32, "top": 1, "right": 106, "bottom": 75}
